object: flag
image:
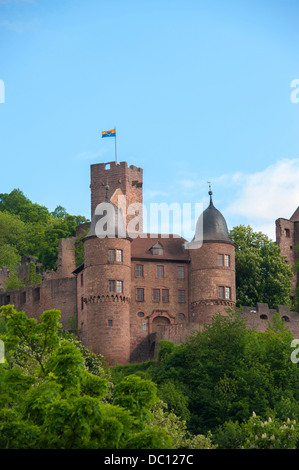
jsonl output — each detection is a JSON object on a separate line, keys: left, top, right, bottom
{"left": 102, "top": 128, "right": 116, "bottom": 138}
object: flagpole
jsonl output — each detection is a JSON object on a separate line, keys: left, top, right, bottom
{"left": 115, "top": 126, "right": 117, "bottom": 163}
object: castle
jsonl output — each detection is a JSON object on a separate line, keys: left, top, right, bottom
{"left": 0, "top": 161, "right": 298, "bottom": 364}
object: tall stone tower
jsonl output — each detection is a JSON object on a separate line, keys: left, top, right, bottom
{"left": 78, "top": 183, "right": 132, "bottom": 365}
{"left": 188, "top": 189, "right": 236, "bottom": 324}
{"left": 90, "top": 161, "right": 143, "bottom": 232}
{"left": 276, "top": 207, "right": 299, "bottom": 294}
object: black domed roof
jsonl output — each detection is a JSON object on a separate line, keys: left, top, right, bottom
{"left": 201, "top": 198, "right": 232, "bottom": 243}
{"left": 187, "top": 191, "right": 233, "bottom": 247}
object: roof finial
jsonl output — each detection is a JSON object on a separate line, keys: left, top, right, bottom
{"left": 208, "top": 181, "right": 213, "bottom": 205}
{"left": 105, "top": 177, "right": 110, "bottom": 201}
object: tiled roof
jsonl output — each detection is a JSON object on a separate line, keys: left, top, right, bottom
{"left": 131, "top": 234, "right": 190, "bottom": 261}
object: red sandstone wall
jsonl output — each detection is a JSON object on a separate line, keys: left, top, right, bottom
{"left": 80, "top": 236, "right": 131, "bottom": 364}
{"left": 276, "top": 217, "right": 298, "bottom": 291}
{"left": 0, "top": 277, "right": 77, "bottom": 330}
{"left": 90, "top": 161, "right": 143, "bottom": 230}
{"left": 129, "top": 259, "right": 189, "bottom": 362}
{"left": 189, "top": 241, "right": 236, "bottom": 324}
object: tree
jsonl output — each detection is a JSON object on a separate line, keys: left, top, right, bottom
{"left": 0, "top": 306, "right": 173, "bottom": 449}
{"left": 229, "top": 225, "right": 293, "bottom": 308}
{"left": 242, "top": 412, "right": 299, "bottom": 449}
{"left": 0, "top": 189, "right": 89, "bottom": 273}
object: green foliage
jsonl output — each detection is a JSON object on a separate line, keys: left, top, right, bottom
{"left": 122, "top": 308, "right": 299, "bottom": 449}
{"left": 0, "top": 305, "right": 62, "bottom": 373}
{"left": 0, "top": 189, "right": 89, "bottom": 273}
{"left": 28, "top": 261, "right": 42, "bottom": 285}
{"left": 0, "top": 307, "right": 181, "bottom": 449}
{"left": 229, "top": 225, "right": 293, "bottom": 308}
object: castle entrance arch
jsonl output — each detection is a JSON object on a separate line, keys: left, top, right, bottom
{"left": 148, "top": 310, "right": 174, "bottom": 335}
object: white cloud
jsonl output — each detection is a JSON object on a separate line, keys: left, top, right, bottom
{"left": 225, "top": 158, "right": 299, "bottom": 239}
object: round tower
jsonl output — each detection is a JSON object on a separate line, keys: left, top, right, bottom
{"left": 79, "top": 188, "right": 132, "bottom": 365}
{"left": 188, "top": 188, "right": 236, "bottom": 325}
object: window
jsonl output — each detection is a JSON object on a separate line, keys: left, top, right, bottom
{"left": 218, "top": 254, "right": 224, "bottom": 266}
{"left": 116, "top": 281, "right": 123, "bottom": 293}
{"left": 178, "top": 290, "right": 185, "bottom": 303}
{"left": 109, "top": 280, "right": 115, "bottom": 292}
{"left": 116, "top": 249, "right": 122, "bottom": 262}
{"left": 224, "top": 255, "right": 230, "bottom": 267}
{"left": 150, "top": 242, "right": 163, "bottom": 256}
{"left": 162, "top": 289, "right": 169, "bottom": 303}
{"left": 178, "top": 313, "right": 185, "bottom": 319}
{"left": 33, "top": 287, "right": 40, "bottom": 301}
{"left": 285, "top": 228, "right": 290, "bottom": 238}
{"left": 21, "top": 291, "right": 26, "bottom": 304}
{"left": 136, "top": 264, "right": 143, "bottom": 277}
{"left": 137, "top": 311, "right": 145, "bottom": 317}
{"left": 218, "top": 286, "right": 231, "bottom": 299}
{"left": 109, "top": 249, "right": 115, "bottom": 262}
{"left": 81, "top": 297, "right": 84, "bottom": 310}
{"left": 153, "top": 289, "right": 160, "bottom": 302}
{"left": 108, "top": 319, "right": 113, "bottom": 326}
{"left": 136, "top": 288, "right": 144, "bottom": 302}
{"left": 177, "top": 266, "right": 184, "bottom": 279}
{"left": 157, "top": 265, "right": 164, "bottom": 278}
{"left": 225, "top": 287, "right": 231, "bottom": 299}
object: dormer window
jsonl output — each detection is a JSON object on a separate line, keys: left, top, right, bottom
{"left": 150, "top": 242, "right": 163, "bottom": 256}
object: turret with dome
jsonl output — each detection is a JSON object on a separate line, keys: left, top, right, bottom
{"left": 188, "top": 187, "right": 236, "bottom": 324}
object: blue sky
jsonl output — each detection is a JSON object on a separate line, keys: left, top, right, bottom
{"left": 1, "top": 0, "right": 299, "bottom": 240}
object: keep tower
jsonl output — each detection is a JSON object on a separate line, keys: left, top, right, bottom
{"left": 188, "top": 189, "right": 236, "bottom": 324}
{"left": 90, "top": 161, "right": 143, "bottom": 231}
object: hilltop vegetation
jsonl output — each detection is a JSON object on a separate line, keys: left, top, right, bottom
{"left": 0, "top": 305, "right": 298, "bottom": 449}
{"left": 0, "top": 189, "right": 89, "bottom": 288}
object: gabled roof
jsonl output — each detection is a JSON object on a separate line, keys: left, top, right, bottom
{"left": 131, "top": 234, "right": 189, "bottom": 261}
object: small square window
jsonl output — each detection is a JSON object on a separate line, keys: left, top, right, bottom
{"left": 218, "top": 254, "right": 224, "bottom": 266}
{"left": 178, "top": 290, "right": 185, "bottom": 303}
{"left": 153, "top": 289, "right": 160, "bottom": 302}
{"left": 157, "top": 265, "right": 164, "bottom": 278}
{"left": 116, "top": 249, "right": 122, "bottom": 262}
{"left": 162, "top": 289, "right": 169, "bottom": 302}
{"left": 109, "top": 249, "right": 115, "bottom": 262}
{"left": 116, "top": 280, "right": 123, "bottom": 293}
{"left": 177, "top": 266, "right": 184, "bottom": 279}
{"left": 109, "top": 280, "right": 115, "bottom": 292}
{"left": 136, "top": 264, "right": 143, "bottom": 277}
{"left": 218, "top": 286, "right": 224, "bottom": 298}
{"left": 225, "top": 287, "right": 231, "bottom": 300}
{"left": 137, "top": 288, "right": 144, "bottom": 302}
